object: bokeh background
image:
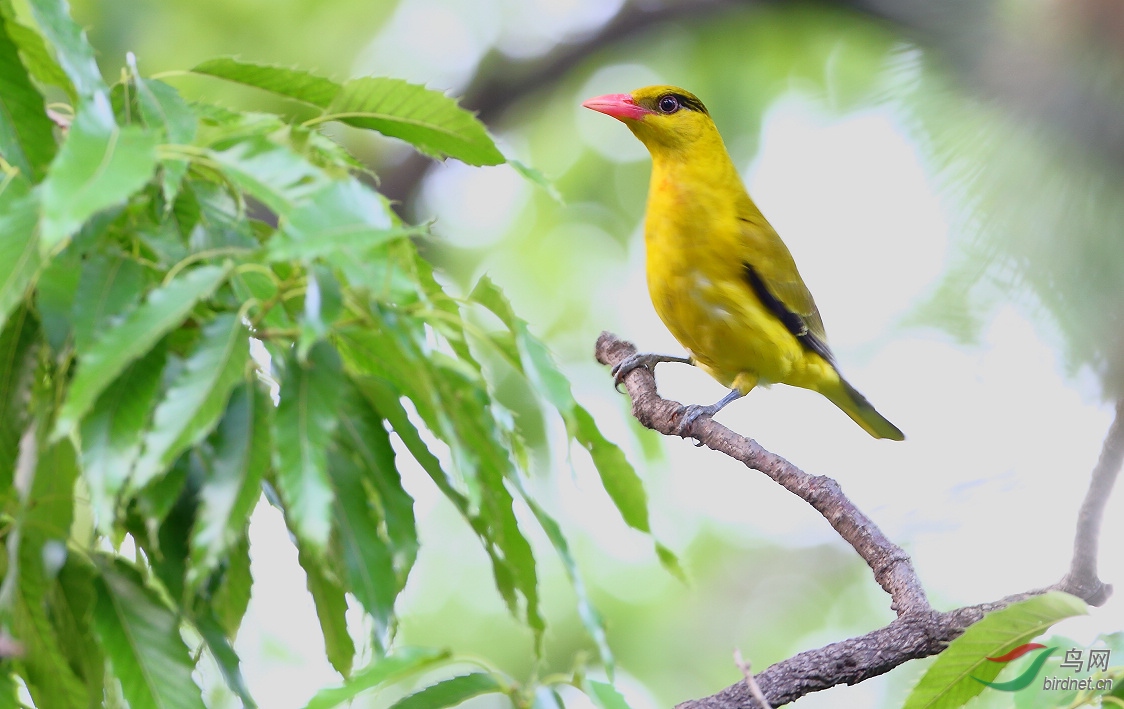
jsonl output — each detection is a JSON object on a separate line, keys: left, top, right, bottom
{"left": 65, "top": 0, "right": 1124, "bottom": 706}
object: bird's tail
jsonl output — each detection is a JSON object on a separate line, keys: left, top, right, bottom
{"left": 819, "top": 375, "right": 905, "bottom": 441}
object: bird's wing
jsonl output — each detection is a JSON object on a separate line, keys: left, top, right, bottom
{"left": 736, "top": 212, "right": 834, "bottom": 365}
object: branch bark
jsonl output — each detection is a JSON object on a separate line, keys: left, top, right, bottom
{"left": 593, "top": 331, "right": 1117, "bottom": 708}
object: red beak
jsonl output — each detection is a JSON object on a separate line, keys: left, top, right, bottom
{"left": 582, "top": 93, "right": 650, "bottom": 121}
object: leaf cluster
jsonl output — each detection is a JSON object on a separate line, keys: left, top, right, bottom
{"left": 0, "top": 2, "right": 663, "bottom": 707}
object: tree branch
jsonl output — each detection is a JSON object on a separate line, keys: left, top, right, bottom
{"left": 1059, "top": 398, "right": 1124, "bottom": 605}
{"left": 593, "top": 331, "right": 1117, "bottom": 708}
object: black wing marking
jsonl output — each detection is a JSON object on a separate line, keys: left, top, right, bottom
{"left": 742, "top": 262, "right": 835, "bottom": 365}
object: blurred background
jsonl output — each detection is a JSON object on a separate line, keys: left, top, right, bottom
{"left": 68, "top": 0, "right": 1124, "bottom": 706}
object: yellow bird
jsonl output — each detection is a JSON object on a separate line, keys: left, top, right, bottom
{"left": 583, "top": 86, "right": 904, "bottom": 440}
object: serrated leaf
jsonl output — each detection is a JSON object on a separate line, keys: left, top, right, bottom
{"left": 389, "top": 674, "right": 502, "bottom": 709}
{"left": 585, "top": 680, "right": 633, "bottom": 709}
{"left": 191, "top": 57, "right": 342, "bottom": 108}
{"left": 54, "top": 264, "right": 230, "bottom": 438}
{"left": 0, "top": 186, "right": 40, "bottom": 334}
{"left": 132, "top": 313, "right": 249, "bottom": 490}
{"left": 326, "top": 78, "right": 503, "bottom": 165}
{"left": 194, "top": 608, "right": 256, "bottom": 708}
{"left": 0, "top": 16, "right": 55, "bottom": 181}
{"left": 271, "top": 178, "right": 405, "bottom": 261}
{"left": 91, "top": 558, "right": 206, "bottom": 709}
{"left": 297, "top": 543, "right": 353, "bottom": 677}
{"left": 328, "top": 446, "right": 397, "bottom": 633}
{"left": 71, "top": 251, "right": 149, "bottom": 353}
{"left": 302, "top": 647, "right": 451, "bottom": 709}
{"left": 274, "top": 340, "right": 344, "bottom": 550}
{"left": 208, "top": 135, "right": 329, "bottom": 216}
{"left": 12, "top": 537, "right": 87, "bottom": 709}
{"left": 903, "top": 592, "right": 1089, "bottom": 709}
{"left": 336, "top": 387, "right": 417, "bottom": 580}
{"left": 25, "top": 0, "right": 106, "bottom": 99}
{"left": 39, "top": 95, "right": 159, "bottom": 250}
{"left": 189, "top": 382, "right": 269, "bottom": 588}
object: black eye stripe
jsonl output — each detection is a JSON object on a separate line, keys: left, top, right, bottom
{"left": 651, "top": 92, "right": 709, "bottom": 116}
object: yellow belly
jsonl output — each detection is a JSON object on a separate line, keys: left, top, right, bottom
{"left": 646, "top": 260, "right": 802, "bottom": 387}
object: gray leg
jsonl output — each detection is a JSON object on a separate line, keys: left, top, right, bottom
{"left": 676, "top": 388, "right": 744, "bottom": 435}
{"left": 611, "top": 352, "right": 693, "bottom": 391}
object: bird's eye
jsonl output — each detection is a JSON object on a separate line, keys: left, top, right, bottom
{"left": 657, "top": 95, "right": 680, "bottom": 114}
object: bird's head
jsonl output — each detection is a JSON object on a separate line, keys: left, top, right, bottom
{"left": 582, "top": 85, "right": 715, "bottom": 154}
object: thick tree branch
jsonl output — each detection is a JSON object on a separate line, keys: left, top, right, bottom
{"left": 593, "top": 331, "right": 1117, "bottom": 708}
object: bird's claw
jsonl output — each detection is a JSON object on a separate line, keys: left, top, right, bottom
{"left": 611, "top": 352, "right": 691, "bottom": 393}
{"left": 674, "top": 403, "right": 720, "bottom": 437}
{"left": 611, "top": 354, "right": 654, "bottom": 392}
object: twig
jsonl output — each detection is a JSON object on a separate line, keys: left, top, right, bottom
{"left": 1059, "top": 399, "right": 1124, "bottom": 605}
{"left": 593, "top": 331, "right": 1116, "bottom": 707}
{"left": 733, "top": 649, "right": 772, "bottom": 709}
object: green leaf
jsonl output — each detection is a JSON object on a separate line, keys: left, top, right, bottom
{"left": 515, "top": 480, "right": 613, "bottom": 676}
{"left": 274, "top": 340, "right": 344, "bottom": 550}
{"left": 131, "top": 67, "right": 196, "bottom": 202}
{"left": 326, "top": 78, "right": 503, "bottom": 165}
{"left": 80, "top": 344, "right": 166, "bottom": 530}
{"left": 194, "top": 608, "right": 257, "bottom": 708}
{"left": 208, "top": 135, "right": 329, "bottom": 216}
{"left": 271, "top": 178, "right": 405, "bottom": 261}
{"left": 132, "top": 313, "right": 249, "bottom": 490}
{"left": 335, "top": 386, "right": 417, "bottom": 580}
{"left": 0, "top": 6, "right": 74, "bottom": 98}
{"left": 25, "top": 0, "right": 106, "bottom": 99}
{"left": 211, "top": 532, "right": 253, "bottom": 637}
{"left": 189, "top": 382, "right": 269, "bottom": 588}
{"left": 12, "top": 537, "right": 87, "bottom": 709}
{"left": 903, "top": 592, "right": 1089, "bottom": 709}
{"left": 585, "top": 680, "right": 633, "bottom": 709}
{"left": 52, "top": 555, "right": 105, "bottom": 704}
{"left": 28, "top": 438, "right": 79, "bottom": 539}
{"left": 0, "top": 16, "right": 55, "bottom": 181}
{"left": 508, "top": 159, "right": 563, "bottom": 204}
{"left": 328, "top": 434, "right": 398, "bottom": 634}
{"left": 389, "top": 674, "right": 503, "bottom": 709}
{"left": 92, "top": 558, "right": 206, "bottom": 709}
{"left": 39, "top": 96, "right": 159, "bottom": 251}
{"left": 297, "top": 542, "right": 354, "bottom": 677}
{"left": 469, "top": 276, "right": 678, "bottom": 573}
{"left": 54, "top": 264, "right": 230, "bottom": 438}
{"left": 191, "top": 57, "right": 342, "bottom": 108}
{"left": 71, "top": 251, "right": 149, "bottom": 353}
{"left": 0, "top": 186, "right": 40, "bottom": 334}
{"left": 302, "top": 647, "right": 451, "bottom": 709}
{"left": 0, "top": 307, "right": 37, "bottom": 492}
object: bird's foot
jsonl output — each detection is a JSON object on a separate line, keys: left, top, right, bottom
{"left": 611, "top": 353, "right": 692, "bottom": 392}
{"left": 673, "top": 389, "right": 745, "bottom": 438}
{"left": 674, "top": 402, "right": 724, "bottom": 437}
